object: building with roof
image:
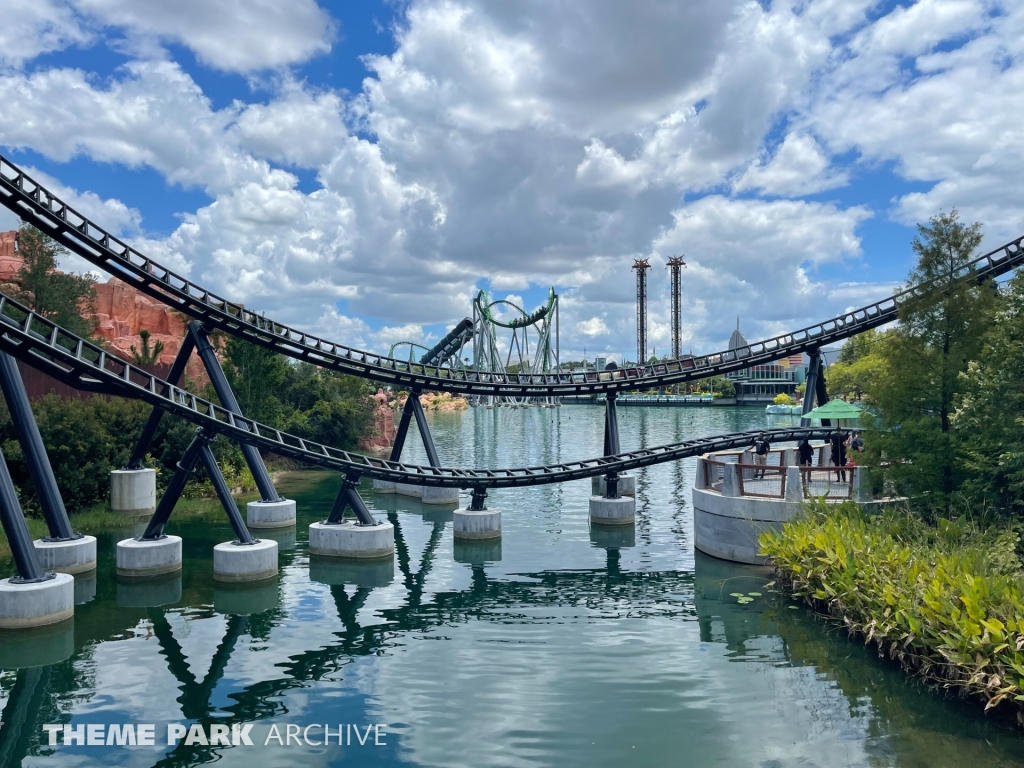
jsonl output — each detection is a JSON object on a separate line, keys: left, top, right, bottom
{"left": 725, "top": 319, "right": 805, "bottom": 404}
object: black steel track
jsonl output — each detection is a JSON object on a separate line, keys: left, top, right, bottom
{"left": 0, "top": 291, "right": 830, "bottom": 489}
{"left": 3, "top": 155, "right": 1022, "bottom": 396}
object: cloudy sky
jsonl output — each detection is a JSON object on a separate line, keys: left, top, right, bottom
{"left": 0, "top": 0, "right": 1019, "bottom": 362}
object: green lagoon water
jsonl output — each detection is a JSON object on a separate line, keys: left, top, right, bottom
{"left": 2, "top": 405, "right": 1024, "bottom": 767}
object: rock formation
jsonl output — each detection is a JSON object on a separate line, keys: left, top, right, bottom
{"left": 0, "top": 229, "right": 206, "bottom": 380}
{"left": 359, "top": 388, "right": 397, "bottom": 452}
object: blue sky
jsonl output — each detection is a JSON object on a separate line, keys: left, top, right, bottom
{"left": 0, "top": 0, "right": 1020, "bottom": 361}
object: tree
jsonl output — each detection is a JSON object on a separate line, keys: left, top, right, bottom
{"left": 15, "top": 226, "right": 96, "bottom": 337}
{"left": 220, "top": 335, "right": 290, "bottom": 426}
{"left": 826, "top": 330, "right": 890, "bottom": 401}
{"left": 866, "top": 210, "right": 996, "bottom": 512}
{"left": 130, "top": 330, "right": 164, "bottom": 366}
{"left": 956, "top": 273, "right": 1024, "bottom": 513}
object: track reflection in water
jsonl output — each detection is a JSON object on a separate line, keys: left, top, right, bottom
{"left": 1, "top": 406, "right": 1024, "bottom": 768}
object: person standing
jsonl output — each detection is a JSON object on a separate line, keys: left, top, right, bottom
{"left": 829, "top": 429, "right": 847, "bottom": 482}
{"left": 798, "top": 437, "right": 814, "bottom": 466}
{"left": 751, "top": 432, "right": 771, "bottom": 479}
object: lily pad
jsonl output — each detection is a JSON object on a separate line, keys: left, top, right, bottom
{"left": 747, "top": 592, "right": 762, "bottom": 597}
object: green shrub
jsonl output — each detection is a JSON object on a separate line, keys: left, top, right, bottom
{"left": 773, "top": 392, "right": 795, "bottom": 406}
{"left": 761, "top": 501, "right": 1024, "bottom": 717}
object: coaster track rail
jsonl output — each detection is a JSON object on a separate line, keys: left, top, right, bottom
{"left": 2, "top": 154, "right": 1021, "bottom": 396}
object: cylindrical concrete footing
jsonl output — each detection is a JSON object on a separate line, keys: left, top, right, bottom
{"left": 308, "top": 521, "right": 394, "bottom": 559}
{"left": 453, "top": 509, "right": 502, "bottom": 540}
{"left": 0, "top": 573, "right": 74, "bottom": 629}
{"left": 589, "top": 495, "right": 635, "bottom": 526}
{"left": 421, "top": 487, "right": 460, "bottom": 505}
{"left": 110, "top": 468, "right": 157, "bottom": 514}
{"left": 116, "top": 535, "right": 182, "bottom": 578}
{"left": 593, "top": 473, "right": 636, "bottom": 497}
{"left": 246, "top": 499, "right": 296, "bottom": 529}
{"left": 213, "top": 539, "right": 279, "bottom": 583}
{"left": 34, "top": 536, "right": 96, "bottom": 575}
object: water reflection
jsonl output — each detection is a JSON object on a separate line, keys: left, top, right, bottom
{"left": 2, "top": 408, "right": 1024, "bottom": 767}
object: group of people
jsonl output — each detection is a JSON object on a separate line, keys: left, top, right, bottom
{"left": 749, "top": 429, "right": 864, "bottom": 481}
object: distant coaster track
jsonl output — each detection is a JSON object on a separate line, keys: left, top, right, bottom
{"left": 0, "top": 290, "right": 831, "bottom": 489}
{"left": 3, "top": 155, "right": 1023, "bottom": 396}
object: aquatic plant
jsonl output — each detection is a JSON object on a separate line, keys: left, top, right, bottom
{"left": 761, "top": 500, "right": 1024, "bottom": 722}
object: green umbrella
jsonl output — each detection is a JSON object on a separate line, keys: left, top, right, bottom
{"left": 803, "top": 399, "right": 865, "bottom": 421}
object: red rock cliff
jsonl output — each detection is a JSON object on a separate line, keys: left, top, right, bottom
{"left": 0, "top": 229, "right": 205, "bottom": 380}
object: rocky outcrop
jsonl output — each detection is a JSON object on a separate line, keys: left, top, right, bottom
{"left": 359, "top": 388, "right": 397, "bottom": 452}
{"left": 0, "top": 229, "right": 205, "bottom": 380}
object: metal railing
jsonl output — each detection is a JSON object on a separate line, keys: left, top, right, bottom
{"left": 737, "top": 464, "right": 786, "bottom": 498}
{"left": 3, "top": 152, "right": 1023, "bottom": 396}
{"left": 801, "top": 467, "right": 854, "bottom": 499}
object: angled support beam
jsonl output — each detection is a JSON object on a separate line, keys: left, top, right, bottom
{"left": 411, "top": 392, "right": 441, "bottom": 467}
{"left": 389, "top": 388, "right": 418, "bottom": 462}
{"left": 0, "top": 352, "right": 77, "bottom": 541}
{"left": 197, "top": 439, "right": 256, "bottom": 545}
{"left": 189, "top": 321, "right": 281, "bottom": 502}
{"left": 140, "top": 432, "right": 206, "bottom": 540}
{"left": 390, "top": 387, "right": 440, "bottom": 467}
{"left": 325, "top": 474, "right": 377, "bottom": 526}
{"left": 127, "top": 334, "right": 197, "bottom": 469}
{"left": 0, "top": 443, "right": 48, "bottom": 582}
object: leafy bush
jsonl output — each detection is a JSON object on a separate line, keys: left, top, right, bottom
{"left": 761, "top": 501, "right": 1024, "bottom": 719}
{"left": 773, "top": 393, "right": 795, "bottom": 406}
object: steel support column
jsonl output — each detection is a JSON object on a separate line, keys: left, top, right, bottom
{"left": 411, "top": 393, "right": 441, "bottom": 467}
{"left": 127, "top": 334, "right": 196, "bottom": 469}
{"left": 470, "top": 487, "right": 487, "bottom": 511}
{"left": 197, "top": 441, "right": 256, "bottom": 545}
{"left": 389, "top": 389, "right": 418, "bottom": 462}
{"left": 0, "top": 443, "right": 49, "bottom": 582}
{"left": 140, "top": 433, "right": 206, "bottom": 540}
{"left": 603, "top": 392, "right": 621, "bottom": 499}
{"left": 0, "top": 352, "right": 77, "bottom": 541}
{"left": 189, "top": 321, "right": 281, "bottom": 502}
{"left": 325, "top": 475, "right": 377, "bottom": 526}
{"left": 801, "top": 349, "right": 831, "bottom": 428}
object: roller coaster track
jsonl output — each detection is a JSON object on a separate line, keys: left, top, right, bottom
{"left": 0, "top": 290, "right": 830, "bottom": 489}
{"left": 3, "top": 156, "right": 1023, "bottom": 396}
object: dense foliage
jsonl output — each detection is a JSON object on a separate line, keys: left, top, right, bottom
{"left": 762, "top": 502, "right": 1024, "bottom": 719}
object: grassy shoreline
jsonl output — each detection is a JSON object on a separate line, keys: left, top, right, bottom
{"left": 761, "top": 501, "right": 1024, "bottom": 725}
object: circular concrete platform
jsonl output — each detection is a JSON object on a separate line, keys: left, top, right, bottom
{"left": 589, "top": 495, "right": 635, "bottom": 526}
{"left": 0, "top": 573, "right": 74, "bottom": 629}
{"left": 453, "top": 509, "right": 502, "bottom": 540}
{"left": 213, "top": 539, "right": 279, "bottom": 583}
{"left": 246, "top": 498, "right": 296, "bottom": 529}
{"left": 309, "top": 521, "right": 394, "bottom": 559}
{"left": 116, "top": 535, "right": 182, "bottom": 578}
{"left": 34, "top": 535, "right": 96, "bottom": 575}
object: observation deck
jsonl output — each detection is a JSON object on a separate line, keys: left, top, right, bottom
{"left": 693, "top": 444, "right": 882, "bottom": 565}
